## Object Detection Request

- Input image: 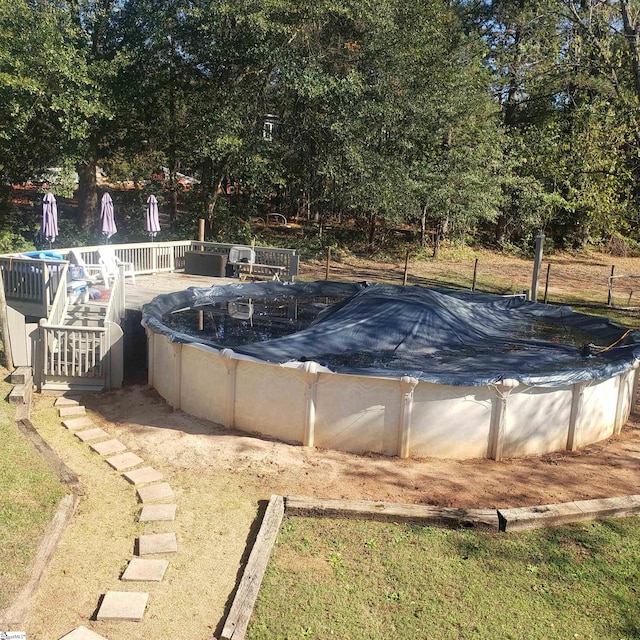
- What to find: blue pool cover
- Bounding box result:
[141,281,640,387]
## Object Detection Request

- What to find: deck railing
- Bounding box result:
[0,256,67,317]
[40,323,107,380]
[38,263,126,390]
[2,239,299,390]
[190,241,299,279]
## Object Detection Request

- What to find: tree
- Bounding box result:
[0,0,95,184]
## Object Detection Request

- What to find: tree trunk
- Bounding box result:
[368,212,377,251]
[420,205,427,248]
[495,212,508,246]
[621,0,640,103]
[76,159,97,232]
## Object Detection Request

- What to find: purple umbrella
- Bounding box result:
[100,192,117,242]
[40,192,58,247]
[145,195,161,239]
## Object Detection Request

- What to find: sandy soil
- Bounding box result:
[23,385,640,640]
[19,249,640,640]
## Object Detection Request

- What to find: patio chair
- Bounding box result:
[97,246,136,287]
[69,248,107,287]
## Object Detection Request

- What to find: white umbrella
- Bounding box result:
[100,192,117,242]
[40,192,58,247]
[145,195,161,239]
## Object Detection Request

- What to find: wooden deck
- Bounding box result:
[124,272,236,311]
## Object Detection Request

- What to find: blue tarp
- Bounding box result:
[141,281,640,388]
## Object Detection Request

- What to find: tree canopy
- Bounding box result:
[2,0,640,252]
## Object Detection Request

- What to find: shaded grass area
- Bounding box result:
[0,375,66,611]
[248,516,640,640]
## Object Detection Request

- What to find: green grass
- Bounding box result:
[0,375,66,609]
[248,516,640,640]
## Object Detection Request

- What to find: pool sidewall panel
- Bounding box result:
[503,386,572,458]
[152,334,176,405]
[580,377,618,446]
[180,344,229,424]
[314,373,400,455]
[234,360,307,444]
[409,383,492,459]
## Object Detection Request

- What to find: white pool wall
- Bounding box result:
[147,331,639,461]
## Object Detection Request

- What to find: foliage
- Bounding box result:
[2,0,640,252]
[0,372,65,609]
[248,516,640,640]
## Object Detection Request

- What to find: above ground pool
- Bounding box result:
[142,282,640,461]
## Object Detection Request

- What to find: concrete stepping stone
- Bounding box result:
[59,625,108,640]
[55,396,80,408]
[59,405,86,417]
[96,590,149,621]
[106,452,144,471]
[62,416,94,431]
[122,558,169,582]
[139,503,177,522]
[138,532,177,555]
[91,439,127,456]
[75,427,109,442]
[137,483,174,503]
[123,466,163,485]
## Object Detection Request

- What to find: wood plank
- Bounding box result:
[285,495,499,531]
[0,493,79,629]
[15,418,81,489]
[9,382,31,405]
[221,495,285,640]
[10,366,32,385]
[498,495,640,532]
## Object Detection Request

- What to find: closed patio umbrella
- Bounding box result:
[100,192,117,242]
[145,195,160,239]
[40,192,58,247]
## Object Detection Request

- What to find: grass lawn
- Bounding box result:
[248,516,640,640]
[0,373,66,611]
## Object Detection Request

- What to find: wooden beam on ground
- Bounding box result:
[221,495,285,640]
[15,418,81,490]
[0,493,79,629]
[285,495,500,531]
[498,495,640,532]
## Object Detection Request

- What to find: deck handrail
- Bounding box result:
[0,255,67,317]
[47,261,70,327]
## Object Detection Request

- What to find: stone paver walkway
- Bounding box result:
[55,398,180,639]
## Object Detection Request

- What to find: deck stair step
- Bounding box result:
[63,317,103,328]
[42,381,105,394]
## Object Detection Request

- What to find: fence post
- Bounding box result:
[543,263,551,304]
[325,247,331,280]
[607,265,615,306]
[471,258,478,292]
[530,234,544,302]
[403,250,410,286]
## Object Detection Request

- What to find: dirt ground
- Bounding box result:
[19,249,640,640]
[85,385,640,510]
